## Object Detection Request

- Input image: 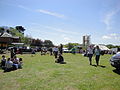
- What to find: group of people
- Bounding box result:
[87,45,101,66]
[52,44,66,64]
[0,44,102,73]
[39,44,65,64]
[0,55,23,72]
[40,44,63,56]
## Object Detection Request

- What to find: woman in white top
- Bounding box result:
[53,46,59,58]
[87,45,94,65]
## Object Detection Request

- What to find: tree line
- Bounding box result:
[0,26,54,48]
[0,26,120,49]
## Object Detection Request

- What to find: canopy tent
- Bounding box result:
[94,44,110,51]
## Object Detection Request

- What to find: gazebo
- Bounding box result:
[0,32,21,49]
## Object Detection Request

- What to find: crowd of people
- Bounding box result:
[40,44,66,64]
[50,44,102,66]
[0,55,23,72]
[0,44,106,73]
[39,44,102,65]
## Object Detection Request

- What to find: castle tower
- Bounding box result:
[83,35,91,47]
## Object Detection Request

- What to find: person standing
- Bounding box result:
[49,47,53,56]
[95,46,101,66]
[87,45,94,65]
[53,46,59,58]
[59,44,63,55]
[11,48,16,59]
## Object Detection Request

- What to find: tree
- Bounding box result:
[106,44,120,49]
[0,27,5,34]
[106,44,114,49]
[43,40,54,48]
[9,27,18,36]
[16,26,25,34]
[31,39,43,47]
[23,35,32,45]
[0,26,55,47]
[0,26,11,34]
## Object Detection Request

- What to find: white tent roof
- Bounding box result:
[94,44,110,50]
[1,32,12,37]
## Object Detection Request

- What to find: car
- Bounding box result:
[15,47,33,54]
[8,47,13,51]
[110,52,120,70]
[63,48,70,53]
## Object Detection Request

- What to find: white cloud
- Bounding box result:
[18,5,32,11]
[101,33,120,45]
[110,33,117,36]
[102,35,111,39]
[36,9,66,19]
[61,34,71,41]
[102,33,120,40]
[102,7,120,30]
[63,37,71,41]
[45,26,78,35]
[17,5,66,19]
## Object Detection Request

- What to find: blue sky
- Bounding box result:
[0,0,120,45]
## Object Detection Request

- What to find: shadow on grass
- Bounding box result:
[113,69,120,75]
[91,64,97,67]
[60,62,67,64]
[99,65,106,68]
[55,61,67,64]
[91,64,106,68]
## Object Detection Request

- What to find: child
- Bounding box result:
[18,58,23,69]
[1,55,6,69]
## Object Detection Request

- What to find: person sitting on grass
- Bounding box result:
[1,55,7,69]
[18,58,23,69]
[4,58,13,72]
[55,54,66,64]
[13,56,19,70]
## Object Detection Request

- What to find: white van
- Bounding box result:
[63,48,70,53]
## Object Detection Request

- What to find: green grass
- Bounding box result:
[0,53,120,90]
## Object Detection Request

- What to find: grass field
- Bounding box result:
[0,53,120,90]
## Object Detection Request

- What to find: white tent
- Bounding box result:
[94,44,110,50]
